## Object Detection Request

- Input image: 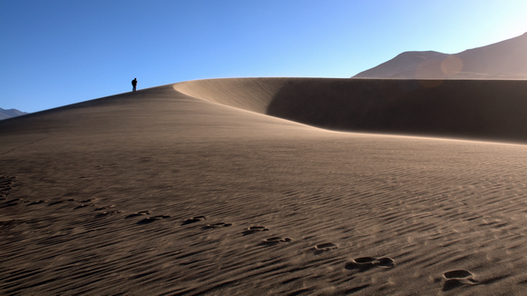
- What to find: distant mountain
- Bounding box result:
[0,108,28,120]
[354,33,527,79]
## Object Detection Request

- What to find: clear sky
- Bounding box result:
[2,0,527,113]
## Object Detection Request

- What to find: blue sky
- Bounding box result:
[2,0,527,113]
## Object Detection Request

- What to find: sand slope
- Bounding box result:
[177,78,527,143]
[2,79,527,295]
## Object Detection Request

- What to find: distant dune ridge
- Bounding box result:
[3,33,527,295]
[0,108,27,120]
[354,32,527,79]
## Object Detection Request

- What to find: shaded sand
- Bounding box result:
[2,79,527,295]
[176,78,527,143]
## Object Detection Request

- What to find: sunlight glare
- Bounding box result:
[441,56,464,76]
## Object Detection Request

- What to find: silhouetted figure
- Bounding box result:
[132,78,137,92]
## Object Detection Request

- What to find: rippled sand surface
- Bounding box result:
[2,79,527,295]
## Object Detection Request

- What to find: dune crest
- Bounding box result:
[176,78,527,143]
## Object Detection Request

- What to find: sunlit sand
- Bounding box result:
[2,78,527,295]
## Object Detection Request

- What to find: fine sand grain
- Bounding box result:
[2,78,527,295]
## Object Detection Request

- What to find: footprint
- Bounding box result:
[202,222,233,229]
[260,236,293,246]
[48,200,65,206]
[6,201,20,206]
[182,216,206,225]
[313,242,338,254]
[74,203,94,209]
[0,218,24,228]
[0,176,17,196]
[3,197,23,206]
[443,270,474,279]
[95,210,122,217]
[0,175,16,185]
[345,257,377,270]
[28,199,48,206]
[376,257,395,268]
[1,198,24,207]
[137,215,171,224]
[125,210,151,219]
[95,205,115,211]
[442,269,477,291]
[80,198,98,203]
[345,257,395,270]
[242,226,270,235]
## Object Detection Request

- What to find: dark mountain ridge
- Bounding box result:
[0,108,27,120]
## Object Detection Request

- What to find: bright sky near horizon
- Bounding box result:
[2,0,527,113]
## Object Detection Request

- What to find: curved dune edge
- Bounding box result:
[173,78,289,115]
[175,77,527,143]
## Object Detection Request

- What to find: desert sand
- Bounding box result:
[2,78,527,295]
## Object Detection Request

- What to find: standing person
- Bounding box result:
[131,78,137,92]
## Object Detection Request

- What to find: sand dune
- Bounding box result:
[177,78,527,143]
[2,78,527,295]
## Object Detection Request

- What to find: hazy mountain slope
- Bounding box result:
[0,108,27,120]
[354,33,527,79]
